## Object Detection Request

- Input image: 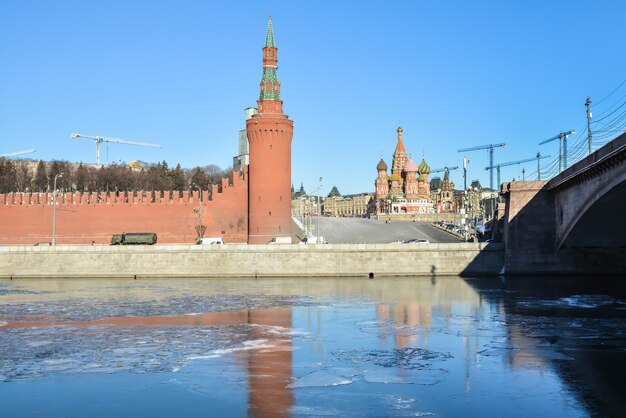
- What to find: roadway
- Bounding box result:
[300,217,462,244]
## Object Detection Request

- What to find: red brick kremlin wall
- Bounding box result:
[0,170,248,245]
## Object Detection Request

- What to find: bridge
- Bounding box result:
[500,133,626,274]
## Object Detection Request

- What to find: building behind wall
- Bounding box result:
[233,107,258,172]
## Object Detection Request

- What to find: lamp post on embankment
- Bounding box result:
[52,172,64,246]
[314,177,323,243]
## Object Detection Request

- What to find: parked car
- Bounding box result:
[403,239,430,244]
[196,237,224,245]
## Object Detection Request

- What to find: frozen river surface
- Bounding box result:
[1,276,626,417]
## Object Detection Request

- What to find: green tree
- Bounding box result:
[189,167,209,190]
[75,163,88,191]
[33,160,48,192]
[0,159,17,193]
[168,163,186,191]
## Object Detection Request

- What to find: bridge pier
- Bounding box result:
[500,133,626,275]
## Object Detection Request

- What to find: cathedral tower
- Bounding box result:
[246,17,294,244]
[391,127,408,184]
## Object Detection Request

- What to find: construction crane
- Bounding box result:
[485,154,551,186]
[457,143,506,189]
[71,133,162,165]
[430,166,460,174]
[0,148,36,158]
[538,130,575,173]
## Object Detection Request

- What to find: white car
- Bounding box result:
[196,237,224,245]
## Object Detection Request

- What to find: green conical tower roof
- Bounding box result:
[265,16,275,47]
[259,16,280,101]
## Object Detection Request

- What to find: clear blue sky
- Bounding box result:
[1,1,625,194]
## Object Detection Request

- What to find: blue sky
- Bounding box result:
[1,1,625,194]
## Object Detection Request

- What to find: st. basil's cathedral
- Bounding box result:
[372,127,436,215]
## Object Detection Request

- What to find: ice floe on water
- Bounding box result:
[289,405,339,416]
[332,348,452,370]
[0,293,318,323]
[0,323,299,381]
[249,323,309,336]
[517,294,625,310]
[363,368,448,385]
[287,370,353,388]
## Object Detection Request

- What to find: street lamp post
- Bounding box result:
[52,172,64,246]
[316,177,323,243]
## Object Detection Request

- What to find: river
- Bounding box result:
[1,276,625,417]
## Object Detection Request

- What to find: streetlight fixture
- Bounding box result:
[52,172,64,246]
[314,177,323,244]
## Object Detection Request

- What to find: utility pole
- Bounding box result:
[463,157,469,191]
[537,152,541,180]
[522,168,526,181]
[316,177,323,244]
[558,131,563,172]
[585,96,592,155]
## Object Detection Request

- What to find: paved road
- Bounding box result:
[299,217,461,244]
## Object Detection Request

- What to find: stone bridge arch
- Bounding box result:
[555,169,626,250]
[550,138,626,251]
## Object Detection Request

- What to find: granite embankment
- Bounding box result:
[0,243,503,278]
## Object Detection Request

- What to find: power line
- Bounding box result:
[593,79,626,107]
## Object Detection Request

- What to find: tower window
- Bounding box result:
[269,211,272,216]
[270,144,272,150]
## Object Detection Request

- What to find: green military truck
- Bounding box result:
[111,232,157,245]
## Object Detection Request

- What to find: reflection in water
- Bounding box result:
[243,309,293,418]
[465,276,626,417]
[1,277,625,417]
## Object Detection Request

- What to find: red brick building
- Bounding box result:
[0,18,293,245]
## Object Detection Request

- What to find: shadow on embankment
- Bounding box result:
[459,242,505,277]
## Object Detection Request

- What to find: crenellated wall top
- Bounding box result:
[0,170,246,206]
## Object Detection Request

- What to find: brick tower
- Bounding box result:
[246,17,294,244]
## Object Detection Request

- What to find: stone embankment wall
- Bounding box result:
[0,243,504,278]
[0,171,248,245]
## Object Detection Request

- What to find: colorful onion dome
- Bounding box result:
[389,173,401,182]
[376,158,388,171]
[418,158,431,175]
[417,174,426,182]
